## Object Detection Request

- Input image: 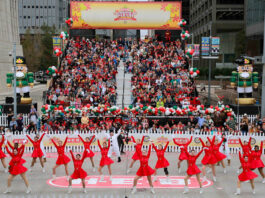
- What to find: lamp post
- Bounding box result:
[13,42,17,117]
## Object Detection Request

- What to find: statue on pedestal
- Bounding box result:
[6,56,34,104]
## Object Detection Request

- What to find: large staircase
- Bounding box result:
[116,61,132,107]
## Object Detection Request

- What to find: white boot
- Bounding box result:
[150,187,155,194]
[178,167,181,174]
[109,176,112,181]
[42,168,46,173]
[99,175,105,182]
[252,189,255,194]
[153,175,157,182]
[127,168,131,174]
[223,168,227,174]
[3,187,11,194]
[67,186,72,194]
[234,188,240,195]
[262,178,265,183]
[52,175,56,180]
[131,186,137,194]
[93,167,96,172]
[4,168,8,173]
[183,186,189,194]
[83,188,87,193]
[213,176,217,182]
[25,187,31,194]
[237,169,240,174]
[200,187,203,194]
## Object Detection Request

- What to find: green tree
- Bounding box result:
[39,24,57,70]
[235,29,246,57]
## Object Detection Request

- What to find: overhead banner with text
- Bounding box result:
[70,1,182,29]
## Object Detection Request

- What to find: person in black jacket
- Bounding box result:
[118,130,125,154]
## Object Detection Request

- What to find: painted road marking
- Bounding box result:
[47,175,213,189]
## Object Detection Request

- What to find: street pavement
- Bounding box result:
[0,152,264,198]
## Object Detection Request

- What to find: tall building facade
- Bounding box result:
[190,0,244,67]
[18,0,69,34]
[245,0,264,60]
[0,0,23,91]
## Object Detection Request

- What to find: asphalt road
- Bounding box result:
[0,152,264,198]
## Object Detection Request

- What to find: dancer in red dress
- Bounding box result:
[7,139,27,165]
[78,134,96,172]
[173,136,192,173]
[127,136,144,173]
[51,137,71,179]
[97,139,114,182]
[239,137,252,156]
[183,149,204,194]
[26,133,45,172]
[0,135,8,172]
[199,138,217,182]
[131,144,155,194]
[4,145,31,194]
[249,141,265,183]
[208,136,227,173]
[235,152,258,195]
[152,141,170,182]
[67,150,88,194]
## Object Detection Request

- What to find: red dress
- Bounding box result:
[249,142,264,169]
[0,135,6,159]
[131,136,144,161]
[238,152,258,181]
[98,139,114,166]
[136,145,155,176]
[199,138,216,165]
[239,137,252,157]
[78,135,95,158]
[7,141,26,164]
[173,137,192,161]
[26,133,45,158]
[6,145,27,175]
[51,137,71,165]
[152,142,170,169]
[186,150,203,175]
[208,136,226,162]
[70,150,87,179]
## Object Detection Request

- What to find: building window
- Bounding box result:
[28,6,30,8]
[24,16,26,19]
[40,6,43,8]
[36,16,39,19]
[53,6,55,8]
[32,6,34,8]
[28,16,30,19]
[40,16,43,18]
[36,6,38,8]
[23,6,26,8]
[24,26,27,29]
[44,6,47,8]
[48,6,51,8]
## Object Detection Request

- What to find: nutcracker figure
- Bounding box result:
[6,56,34,104]
[230,57,258,105]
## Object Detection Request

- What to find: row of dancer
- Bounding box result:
[0,133,264,195]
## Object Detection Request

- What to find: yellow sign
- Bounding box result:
[70,1,182,29]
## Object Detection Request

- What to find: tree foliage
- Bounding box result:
[21,24,57,71]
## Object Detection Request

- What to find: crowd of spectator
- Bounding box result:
[126,38,199,108]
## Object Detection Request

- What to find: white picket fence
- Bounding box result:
[5,130,265,155]
[0,113,258,127]
[0,114,29,127]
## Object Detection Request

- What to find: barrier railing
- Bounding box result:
[4,130,265,155]
[0,113,259,127]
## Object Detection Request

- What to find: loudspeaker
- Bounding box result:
[5,97,14,104]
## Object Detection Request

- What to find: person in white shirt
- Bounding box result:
[218,133,232,166]
[103,129,121,162]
